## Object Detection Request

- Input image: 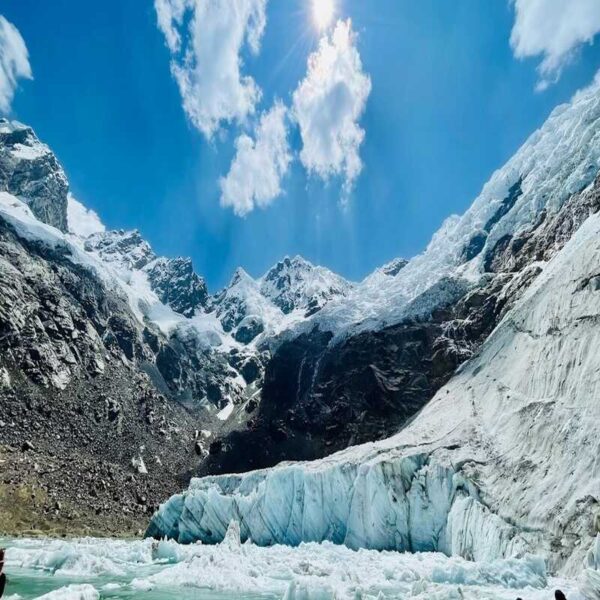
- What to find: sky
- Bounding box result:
[1,0,600,291]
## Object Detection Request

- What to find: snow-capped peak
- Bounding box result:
[259,254,353,317]
[0,118,69,232]
[84,229,156,271]
[211,267,281,341]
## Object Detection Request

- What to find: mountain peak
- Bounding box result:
[0,119,69,231]
[260,254,353,317]
[145,256,209,317]
[84,229,156,271]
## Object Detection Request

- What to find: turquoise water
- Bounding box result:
[1,537,276,599]
[5,568,274,599]
[5,569,275,599]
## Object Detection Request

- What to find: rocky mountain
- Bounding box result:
[202,75,600,474]
[149,76,600,586]
[146,257,209,318]
[259,255,354,317]
[0,119,68,231]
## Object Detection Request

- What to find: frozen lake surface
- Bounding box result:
[0,534,581,599]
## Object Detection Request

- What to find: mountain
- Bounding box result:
[0,119,68,231]
[201,75,600,474]
[149,77,600,583]
[0,121,358,533]
[259,255,354,317]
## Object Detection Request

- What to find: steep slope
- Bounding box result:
[0,119,359,532]
[0,192,200,535]
[148,195,600,582]
[0,119,69,231]
[204,76,600,474]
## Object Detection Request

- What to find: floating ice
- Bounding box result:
[2,535,582,600]
[33,585,98,600]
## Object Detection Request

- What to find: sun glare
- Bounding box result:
[312,0,335,30]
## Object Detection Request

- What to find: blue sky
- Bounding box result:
[2,0,600,290]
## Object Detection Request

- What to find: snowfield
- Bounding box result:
[1,535,583,599]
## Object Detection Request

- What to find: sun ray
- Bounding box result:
[312,0,335,30]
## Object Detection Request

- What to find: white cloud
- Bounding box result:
[220,102,291,216]
[0,15,32,114]
[67,194,106,238]
[510,0,600,90]
[292,19,371,192]
[154,0,267,139]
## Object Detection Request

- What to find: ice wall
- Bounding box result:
[148,449,536,562]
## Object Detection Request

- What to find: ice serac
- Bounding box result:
[0,119,69,231]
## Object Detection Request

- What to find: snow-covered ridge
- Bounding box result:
[303,74,600,337]
[149,206,600,580]
[259,255,354,317]
[0,118,69,232]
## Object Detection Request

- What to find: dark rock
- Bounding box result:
[145,257,208,317]
[0,121,69,231]
[234,317,264,344]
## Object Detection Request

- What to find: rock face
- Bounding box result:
[145,257,209,317]
[259,255,353,317]
[0,223,147,389]
[0,120,68,231]
[0,214,200,534]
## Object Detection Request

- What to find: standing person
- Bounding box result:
[0,547,6,598]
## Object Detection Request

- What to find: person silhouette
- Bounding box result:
[0,547,5,599]
[555,591,567,600]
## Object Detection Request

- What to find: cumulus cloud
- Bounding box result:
[154,0,267,139]
[0,15,32,114]
[510,0,600,90]
[220,102,291,216]
[292,19,371,192]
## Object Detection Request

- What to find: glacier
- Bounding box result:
[148,188,600,583]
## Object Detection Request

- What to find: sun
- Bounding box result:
[312,0,335,30]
